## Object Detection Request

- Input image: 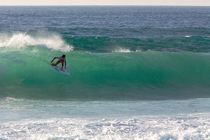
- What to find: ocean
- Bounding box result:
[0,6,210,139]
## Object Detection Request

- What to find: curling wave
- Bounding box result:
[0,48,210,100]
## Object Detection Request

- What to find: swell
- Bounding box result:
[1,48,210,100]
[65,35,210,52]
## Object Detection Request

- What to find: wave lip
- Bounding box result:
[0,32,73,52]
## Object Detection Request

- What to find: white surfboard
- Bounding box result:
[51,65,70,75]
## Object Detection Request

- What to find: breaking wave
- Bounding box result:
[0,32,73,52]
[1,49,210,100]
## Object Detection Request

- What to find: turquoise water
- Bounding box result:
[1,46,210,100]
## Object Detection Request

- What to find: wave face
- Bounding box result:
[1,34,210,100]
[0,7,210,100]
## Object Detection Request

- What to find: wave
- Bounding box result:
[65,35,210,53]
[113,47,132,53]
[0,32,210,53]
[0,32,210,100]
[0,32,73,52]
[1,48,210,100]
[185,35,191,38]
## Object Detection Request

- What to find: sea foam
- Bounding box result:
[1,98,210,139]
[0,115,210,140]
[0,32,73,52]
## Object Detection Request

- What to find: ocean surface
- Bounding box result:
[1,6,210,139]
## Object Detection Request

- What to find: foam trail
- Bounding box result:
[0,32,73,52]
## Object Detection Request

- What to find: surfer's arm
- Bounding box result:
[51,57,58,63]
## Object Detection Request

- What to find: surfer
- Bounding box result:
[51,54,66,71]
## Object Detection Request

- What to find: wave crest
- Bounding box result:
[113,47,132,53]
[0,32,73,52]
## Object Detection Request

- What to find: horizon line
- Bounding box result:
[0,5,210,7]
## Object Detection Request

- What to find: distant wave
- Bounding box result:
[64,35,210,53]
[0,32,73,52]
[113,47,132,53]
[185,35,191,38]
[112,47,144,53]
[2,32,210,53]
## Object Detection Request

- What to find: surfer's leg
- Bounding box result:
[61,63,64,71]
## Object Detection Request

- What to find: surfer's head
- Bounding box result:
[62,54,66,58]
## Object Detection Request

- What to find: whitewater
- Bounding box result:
[1,97,210,139]
[1,6,210,139]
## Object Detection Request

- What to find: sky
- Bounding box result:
[0,0,209,6]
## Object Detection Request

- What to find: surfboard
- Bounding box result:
[51,65,70,75]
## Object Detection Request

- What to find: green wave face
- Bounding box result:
[1,47,210,100]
